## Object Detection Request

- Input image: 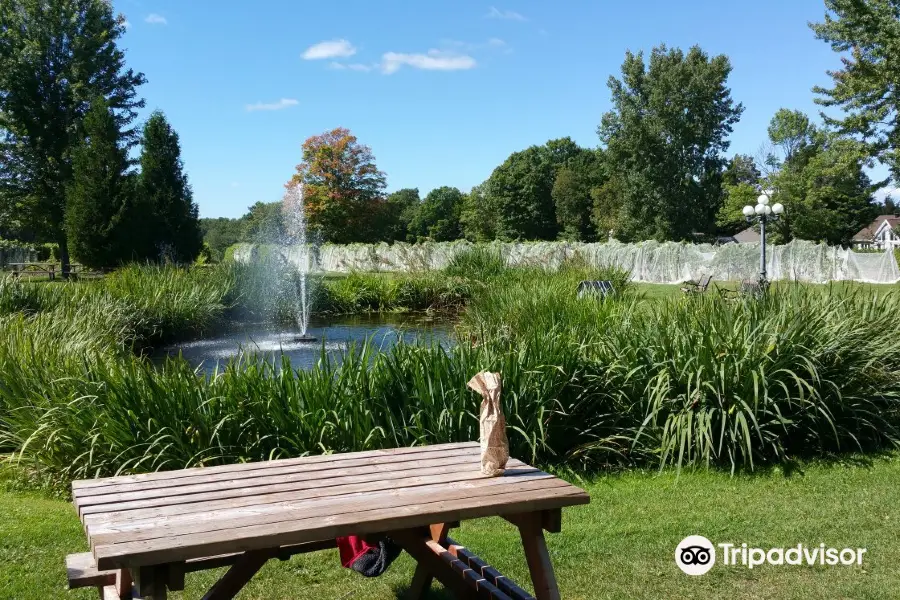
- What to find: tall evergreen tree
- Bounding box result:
[0,0,146,273]
[65,98,132,269]
[811,0,900,180]
[138,112,202,262]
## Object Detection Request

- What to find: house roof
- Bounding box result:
[732,227,760,243]
[852,216,900,241]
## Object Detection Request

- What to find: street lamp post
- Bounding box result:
[742,193,784,286]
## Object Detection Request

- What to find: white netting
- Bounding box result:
[232,240,900,284]
[0,246,38,268]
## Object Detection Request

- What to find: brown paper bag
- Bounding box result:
[467,371,509,476]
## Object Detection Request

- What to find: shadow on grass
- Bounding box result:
[393,583,455,600]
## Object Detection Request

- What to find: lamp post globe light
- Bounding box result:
[743,193,784,286]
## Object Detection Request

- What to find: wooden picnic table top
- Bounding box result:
[72,442,589,572]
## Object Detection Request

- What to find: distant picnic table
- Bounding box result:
[4,262,103,280]
[67,441,589,599]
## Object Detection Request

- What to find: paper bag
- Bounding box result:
[467,371,509,476]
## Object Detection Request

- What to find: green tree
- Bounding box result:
[552,150,604,241]
[64,98,132,269]
[380,188,420,242]
[138,112,202,263]
[716,155,762,235]
[242,202,285,242]
[773,137,880,245]
[590,176,625,240]
[484,138,584,240]
[460,183,496,241]
[200,217,243,261]
[0,0,146,273]
[716,183,760,235]
[722,154,761,187]
[408,186,463,241]
[599,45,743,240]
[767,109,817,166]
[288,127,387,243]
[811,0,900,179]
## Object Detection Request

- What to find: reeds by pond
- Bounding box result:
[2,257,899,487]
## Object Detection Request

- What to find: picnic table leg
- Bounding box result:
[115,568,132,598]
[405,523,453,600]
[515,513,561,600]
[200,550,272,600]
[132,566,168,599]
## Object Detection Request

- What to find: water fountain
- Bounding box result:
[281,184,317,342]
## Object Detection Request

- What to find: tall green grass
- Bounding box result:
[462,283,900,470]
[2,262,900,486]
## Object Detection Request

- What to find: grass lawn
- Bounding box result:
[3,455,899,600]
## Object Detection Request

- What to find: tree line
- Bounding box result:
[0,0,202,271]
[4,0,896,265]
[204,0,894,252]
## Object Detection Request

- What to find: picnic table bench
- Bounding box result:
[67,441,589,599]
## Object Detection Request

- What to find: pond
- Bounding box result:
[155,314,453,374]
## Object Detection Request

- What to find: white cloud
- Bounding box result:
[245,98,299,112]
[488,37,506,47]
[302,39,357,60]
[230,182,240,188]
[486,6,526,21]
[329,61,373,72]
[380,50,476,74]
[144,13,167,25]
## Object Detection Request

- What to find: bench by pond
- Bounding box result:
[67,441,589,599]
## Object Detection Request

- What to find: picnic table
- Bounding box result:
[5,262,59,280]
[67,441,589,599]
[4,262,103,280]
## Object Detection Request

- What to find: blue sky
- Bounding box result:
[114,0,894,219]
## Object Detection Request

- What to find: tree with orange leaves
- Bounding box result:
[287,127,387,243]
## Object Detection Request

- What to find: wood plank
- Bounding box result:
[78,455,512,518]
[74,454,480,508]
[94,480,588,569]
[116,568,133,598]
[73,442,477,491]
[66,552,116,589]
[517,514,561,600]
[84,462,536,533]
[82,459,520,519]
[447,538,535,600]
[102,584,136,600]
[503,509,562,534]
[393,529,478,600]
[90,471,564,545]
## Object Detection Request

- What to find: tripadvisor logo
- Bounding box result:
[676,535,716,575]
[675,536,867,575]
